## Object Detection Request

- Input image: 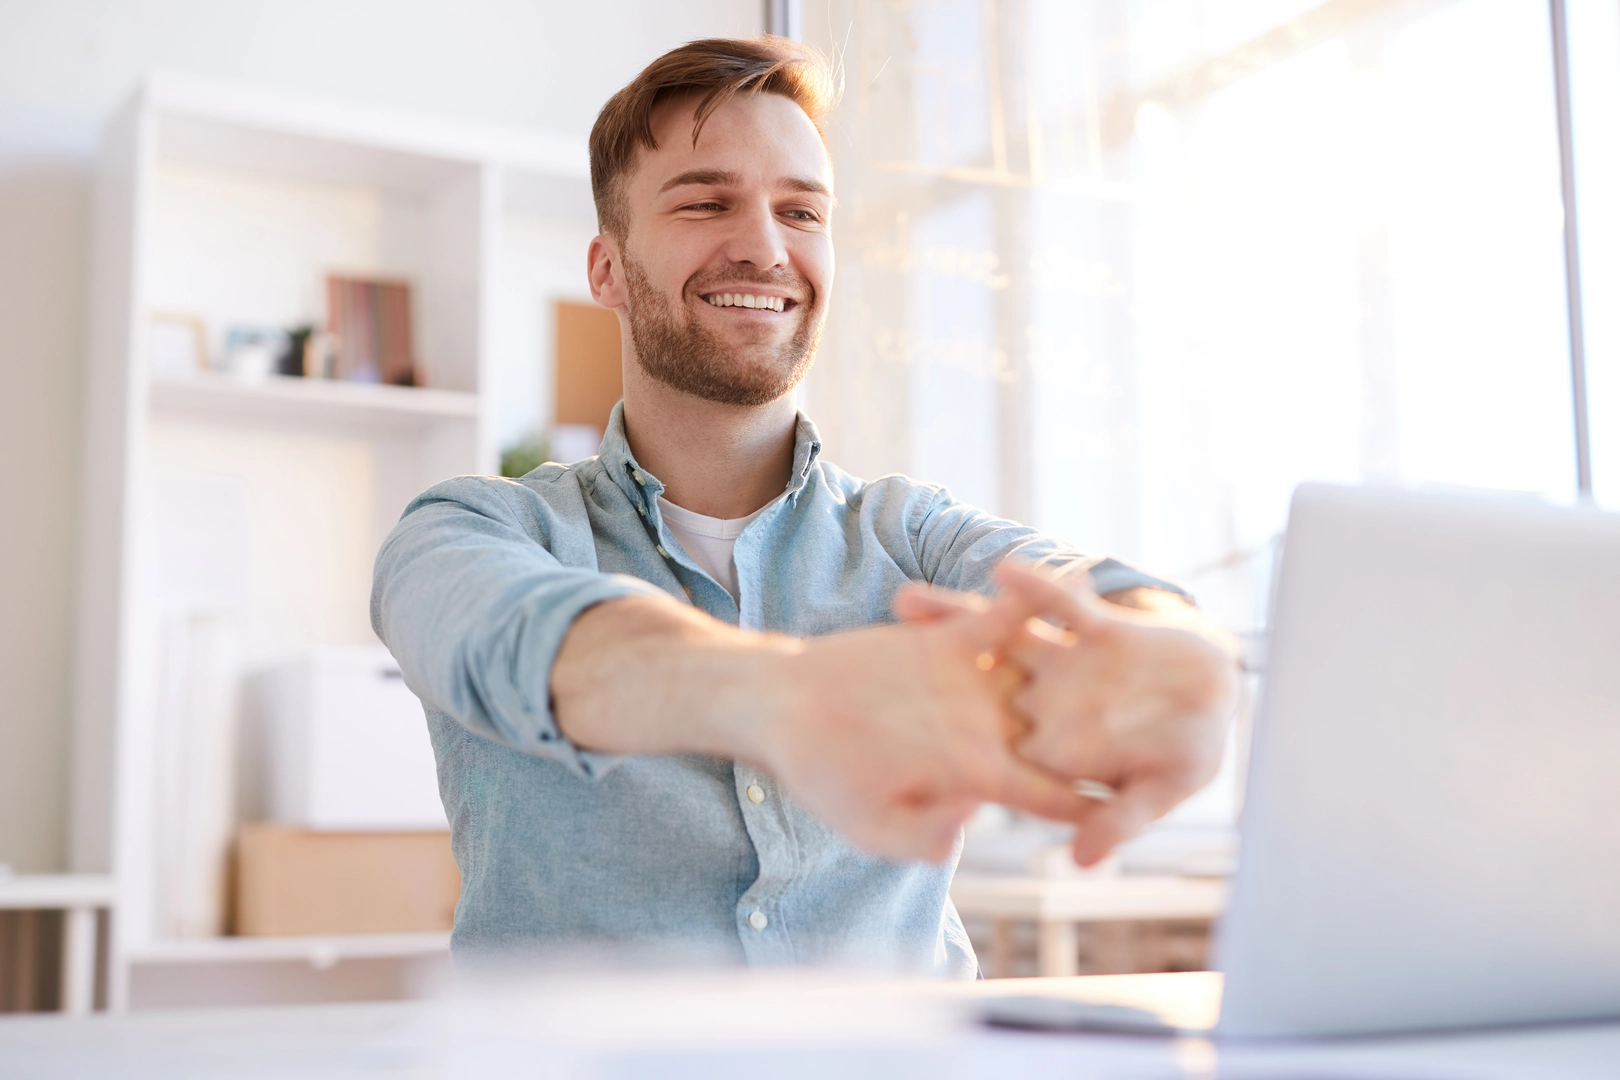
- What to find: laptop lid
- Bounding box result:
[1215,483,1620,1037]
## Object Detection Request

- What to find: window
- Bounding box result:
[805,0,1609,637]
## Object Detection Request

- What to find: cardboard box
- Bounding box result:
[234,824,460,936]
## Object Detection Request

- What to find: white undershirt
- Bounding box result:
[658,497,768,601]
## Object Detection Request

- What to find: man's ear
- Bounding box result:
[587,233,627,310]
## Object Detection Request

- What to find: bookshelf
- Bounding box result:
[73,71,595,1009]
[149,371,481,431]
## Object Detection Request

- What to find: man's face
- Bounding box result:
[610,91,834,406]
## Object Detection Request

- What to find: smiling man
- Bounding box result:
[372,38,1237,975]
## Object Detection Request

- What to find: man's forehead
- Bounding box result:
[639,93,832,191]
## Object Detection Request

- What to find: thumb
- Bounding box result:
[991,753,1092,824]
[1069,776,1181,867]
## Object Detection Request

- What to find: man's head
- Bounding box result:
[586,38,840,407]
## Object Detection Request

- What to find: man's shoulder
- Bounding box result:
[400,459,613,530]
[812,457,949,508]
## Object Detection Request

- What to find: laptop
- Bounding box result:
[984,482,1620,1038]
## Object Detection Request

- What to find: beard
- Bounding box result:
[622,249,823,408]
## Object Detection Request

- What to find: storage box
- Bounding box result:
[252,646,446,830]
[234,824,459,936]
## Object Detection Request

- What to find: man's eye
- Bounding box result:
[686,202,724,212]
[782,209,821,222]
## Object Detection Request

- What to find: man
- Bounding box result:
[372,37,1236,976]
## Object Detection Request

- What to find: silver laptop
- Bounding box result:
[986,482,1620,1038]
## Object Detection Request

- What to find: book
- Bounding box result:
[325,275,418,386]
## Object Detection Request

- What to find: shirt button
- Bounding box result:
[746,784,765,804]
[636,503,646,516]
[632,469,645,484]
[748,910,769,931]
[656,544,670,558]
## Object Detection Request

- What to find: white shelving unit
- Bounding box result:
[73,71,597,1010]
[149,371,481,432]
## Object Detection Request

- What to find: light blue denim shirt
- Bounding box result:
[371,404,1178,976]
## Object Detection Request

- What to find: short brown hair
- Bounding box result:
[589,36,840,239]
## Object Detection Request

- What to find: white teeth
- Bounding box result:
[706,293,787,311]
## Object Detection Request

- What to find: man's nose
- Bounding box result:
[722,198,791,270]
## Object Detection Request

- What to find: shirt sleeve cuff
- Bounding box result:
[1086,557,1193,603]
[509,572,668,781]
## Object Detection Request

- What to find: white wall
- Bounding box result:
[0,0,761,873]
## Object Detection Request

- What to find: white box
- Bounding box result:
[254,646,446,830]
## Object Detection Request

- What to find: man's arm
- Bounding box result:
[905,482,1189,603]
[552,590,1091,862]
[373,476,1087,863]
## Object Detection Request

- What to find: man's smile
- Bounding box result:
[700,290,796,313]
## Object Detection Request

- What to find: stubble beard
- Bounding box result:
[622,248,823,408]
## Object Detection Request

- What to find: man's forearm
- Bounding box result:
[551,586,1092,861]
[550,594,800,761]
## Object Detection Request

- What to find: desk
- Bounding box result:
[949,874,1227,976]
[2,971,1618,1078]
[0,875,115,1015]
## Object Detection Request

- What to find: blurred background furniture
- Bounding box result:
[0,875,115,1015]
[70,71,597,1011]
[951,874,1227,978]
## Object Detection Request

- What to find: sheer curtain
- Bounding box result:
[803,0,1595,638]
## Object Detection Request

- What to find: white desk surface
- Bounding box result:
[2,971,1617,1079]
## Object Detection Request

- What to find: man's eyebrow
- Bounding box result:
[656,170,834,201]
[658,169,741,194]
[780,176,832,199]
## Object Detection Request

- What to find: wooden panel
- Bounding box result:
[233,825,459,936]
[0,910,62,1013]
[554,300,623,428]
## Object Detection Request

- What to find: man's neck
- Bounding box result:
[619,364,799,520]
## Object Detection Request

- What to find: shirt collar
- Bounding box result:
[598,400,824,505]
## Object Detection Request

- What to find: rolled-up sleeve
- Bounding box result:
[371,476,664,779]
[909,486,1190,601]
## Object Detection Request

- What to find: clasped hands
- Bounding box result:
[755,563,1240,866]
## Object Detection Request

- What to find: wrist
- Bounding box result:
[553,596,803,760]
[694,633,807,767]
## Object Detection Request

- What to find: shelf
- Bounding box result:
[0,874,117,910]
[149,371,479,436]
[127,931,450,967]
